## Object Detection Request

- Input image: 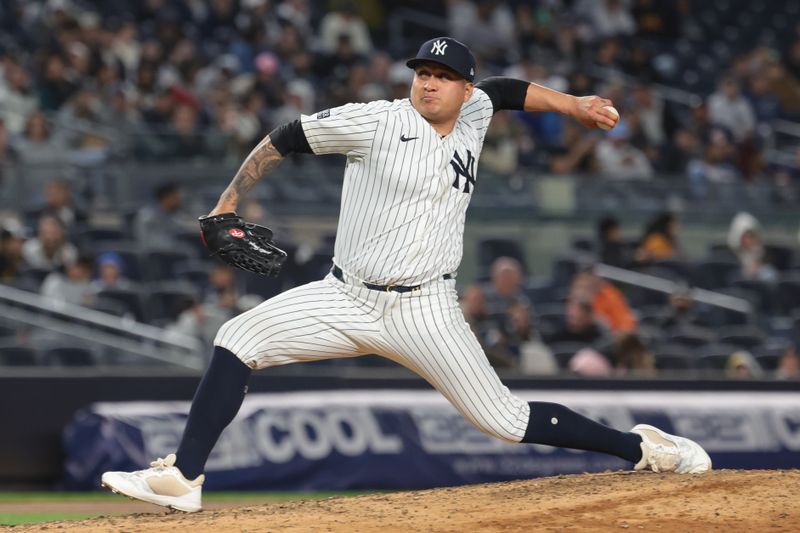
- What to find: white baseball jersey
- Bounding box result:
[300,89,494,286]
[215,88,532,443]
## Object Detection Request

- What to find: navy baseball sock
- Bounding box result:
[174,346,251,480]
[522,402,643,464]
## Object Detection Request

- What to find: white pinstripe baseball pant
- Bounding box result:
[214,271,530,443]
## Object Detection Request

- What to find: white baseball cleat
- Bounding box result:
[101,454,204,512]
[631,424,712,474]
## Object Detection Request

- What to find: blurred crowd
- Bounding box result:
[0,173,799,379]
[0,0,800,376]
[0,0,797,194]
[459,209,800,380]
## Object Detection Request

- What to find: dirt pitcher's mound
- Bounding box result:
[8,469,800,532]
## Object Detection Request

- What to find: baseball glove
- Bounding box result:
[199,212,287,276]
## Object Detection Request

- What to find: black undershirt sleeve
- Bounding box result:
[268,119,313,156]
[475,76,530,113]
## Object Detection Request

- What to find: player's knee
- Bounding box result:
[474,420,523,444]
[213,317,249,363]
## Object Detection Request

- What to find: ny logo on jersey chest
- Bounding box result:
[450,149,476,193]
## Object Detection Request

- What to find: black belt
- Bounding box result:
[331,265,452,293]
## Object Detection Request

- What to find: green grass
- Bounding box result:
[0,490,377,526]
[0,513,102,526]
[0,490,368,503]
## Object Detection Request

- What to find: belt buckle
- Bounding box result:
[385,284,395,292]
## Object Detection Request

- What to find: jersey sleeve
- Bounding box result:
[459,88,495,138]
[300,101,388,157]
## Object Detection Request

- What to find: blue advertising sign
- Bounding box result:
[63,391,800,490]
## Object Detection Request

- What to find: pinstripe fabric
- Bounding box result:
[216,87,532,442]
[300,89,494,286]
[215,274,530,442]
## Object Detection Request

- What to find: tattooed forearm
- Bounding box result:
[217,136,283,209]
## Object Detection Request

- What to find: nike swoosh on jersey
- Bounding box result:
[400,134,419,142]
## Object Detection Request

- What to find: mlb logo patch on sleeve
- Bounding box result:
[317,109,331,119]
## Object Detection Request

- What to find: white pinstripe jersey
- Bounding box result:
[300,88,495,286]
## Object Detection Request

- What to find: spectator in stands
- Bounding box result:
[168,265,242,346]
[776,344,800,380]
[548,121,598,175]
[595,119,654,179]
[0,221,27,282]
[205,263,238,309]
[483,257,529,315]
[10,111,68,164]
[460,284,491,348]
[588,0,636,40]
[687,129,740,198]
[506,301,558,375]
[0,60,38,135]
[480,113,524,175]
[629,81,677,151]
[632,0,682,41]
[707,75,756,143]
[596,215,632,268]
[57,88,111,156]
[37,54,77,111]
[133,182,192,249]
[30,179,87,230]
[447,0,517,64]
[21,213,77,272]
[0,119,7,166]
[543,295,611,347]
[635,211,680,262]
[568,347,612,377]
[570,270,638,335]
[726,350,763,379]
[659,286,704,331]
[159,104,206,160]
[318,0,373,56]
[612,332,656,376]
[89,252,133,293]
[40,255,93,306]
[746,71,782,127]
[727,212,778,283]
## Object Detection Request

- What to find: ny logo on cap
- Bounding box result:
[431,39,448,56]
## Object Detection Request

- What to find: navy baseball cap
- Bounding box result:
[406,37,476,82]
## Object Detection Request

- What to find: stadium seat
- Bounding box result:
[41,346,96,366]
[76,226,128,247]
[90,296,131,317]
[730,278,776,314]
[650,259,691,281]
[293,252,334,287]
[775,276,800,316]
[764,244,794,271]
[706,243,737,261]
[97,288,146,322]
[697,354,729,371]
[717,325,766,350]
[691,259,739,290]
[551,255,591,288]
[0,346,38,366]
[174,261,212,291]
[524,279,555,306]
[142,249,195,281]
[145,284,199,323]
[238,271,285,300]
[654,353,694,372]
[571,236,594,253]
[667,326,715,348]
[755,354,780,371]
